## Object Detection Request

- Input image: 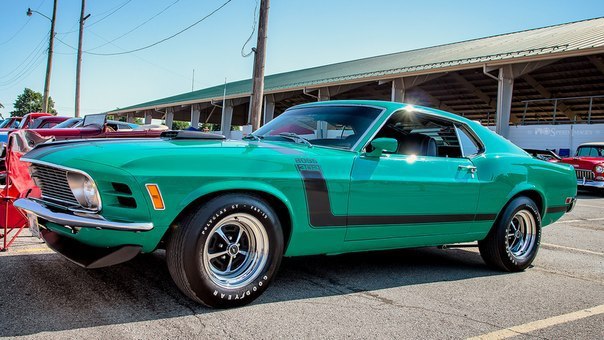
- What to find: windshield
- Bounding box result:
[0,119,18,128]
[254,105,382,149]
[576,146,604,157]
[0,118,21,129]
[54,118,82,128]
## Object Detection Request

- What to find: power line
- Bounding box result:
[85,0,233,56]
[57,0,133,35]
[86,0,132,28]
[0,51,47,88]
[241,0,259,57]
[87,0,180,51]
[87,29,190,80]
[0,0,47,45]
[0,33,49,79]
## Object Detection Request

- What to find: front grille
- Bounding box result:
[575,169,595,180]
[30,164,80,207]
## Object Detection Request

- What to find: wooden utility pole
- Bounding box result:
[42,0,58,113]
[249,0,270,131]
[74,0,89,117]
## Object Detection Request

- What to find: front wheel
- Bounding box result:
[167,193,284,308]
[478,197,541,272]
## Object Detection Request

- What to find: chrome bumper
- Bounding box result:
[14,198,154,231]
[576,179,604,188]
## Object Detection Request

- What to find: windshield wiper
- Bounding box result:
[242,134,263,141]
[278,132,313,148]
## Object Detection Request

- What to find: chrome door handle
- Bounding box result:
[458,165,477,173]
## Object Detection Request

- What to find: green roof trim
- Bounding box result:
[111,16,604,114]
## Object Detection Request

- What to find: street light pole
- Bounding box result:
[27,0,58,113]
[249,0,270,131]
[74,0,90,118]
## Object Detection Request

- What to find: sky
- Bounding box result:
[0,0,603,117]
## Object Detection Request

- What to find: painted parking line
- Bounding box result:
[541,242,604,256]
[8,247,51,254]
[468,304,604,340]
[556,217,604,223]
[576,203,604,209]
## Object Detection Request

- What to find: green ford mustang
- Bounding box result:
[16,100,577,308]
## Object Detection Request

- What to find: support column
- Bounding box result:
[495,65,514,138]
[318,88,330,101]
[263,94,275,124]
[126,113,134,123]
[190,104,200,129]
[165,108,174,129]
[391,78,405,102]
[221,100,233,138]
[144,111,152,125]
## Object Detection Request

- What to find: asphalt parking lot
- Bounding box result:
[1,193,602,339]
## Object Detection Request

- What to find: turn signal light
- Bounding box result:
[145,184,165,210]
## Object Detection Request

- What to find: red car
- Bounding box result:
[1,113,167,238]
[559,142,604,192]
[0,112,53,131]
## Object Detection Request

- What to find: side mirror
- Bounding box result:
[365,137,398,157]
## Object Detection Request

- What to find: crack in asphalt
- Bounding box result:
[532,266,604,285]
[295,265,521,335]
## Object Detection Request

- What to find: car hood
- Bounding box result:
[22,137,337,171]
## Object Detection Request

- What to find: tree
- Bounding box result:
[11,88,57,117]
[171,121,190,130]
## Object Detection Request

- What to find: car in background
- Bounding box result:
[523,149,561,162]
[0,115,70,144]
[14,100,577,308]
[53,117,139,131]
[0,113,52,132]
[559,142,604,192]
[0,117,23,130]
[28,116,70,129]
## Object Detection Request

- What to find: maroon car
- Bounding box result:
[559,142,604,192]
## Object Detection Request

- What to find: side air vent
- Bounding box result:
[112,182,132,195]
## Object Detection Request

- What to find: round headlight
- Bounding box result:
[595,165,604,174]
[67,172,101,210]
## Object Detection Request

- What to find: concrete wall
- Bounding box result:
[489,124,604,156]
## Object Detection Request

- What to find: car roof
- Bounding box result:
[578,142,604,146]
[292,100,472,124]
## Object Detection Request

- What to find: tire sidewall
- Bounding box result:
[181,194,283,308]
[497,197,542,271]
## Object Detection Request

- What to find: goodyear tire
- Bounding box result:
[167,193,283,308]
[478,197,541,272]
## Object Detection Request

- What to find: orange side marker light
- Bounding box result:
[146,184,165,210]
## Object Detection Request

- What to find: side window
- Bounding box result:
[370,110,463,158]
[455,126,481,157]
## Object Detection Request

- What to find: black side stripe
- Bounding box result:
[296,161,497,228]
[546,206,567,213]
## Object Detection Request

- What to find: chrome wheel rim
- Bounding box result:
[505,210,537,260]
[202,213,269,289]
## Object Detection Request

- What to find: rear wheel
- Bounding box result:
[478,197,541,272]
[167,193,283,308]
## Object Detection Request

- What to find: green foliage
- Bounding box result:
[171,121,190,130]
[11,88,57,117]
[134,118,144,125]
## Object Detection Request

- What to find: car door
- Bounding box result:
[345,111,482,243]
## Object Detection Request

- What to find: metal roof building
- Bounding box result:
[110,17,604,138]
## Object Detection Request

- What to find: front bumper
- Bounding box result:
[14,198,154,231]
[576,179,604,188]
